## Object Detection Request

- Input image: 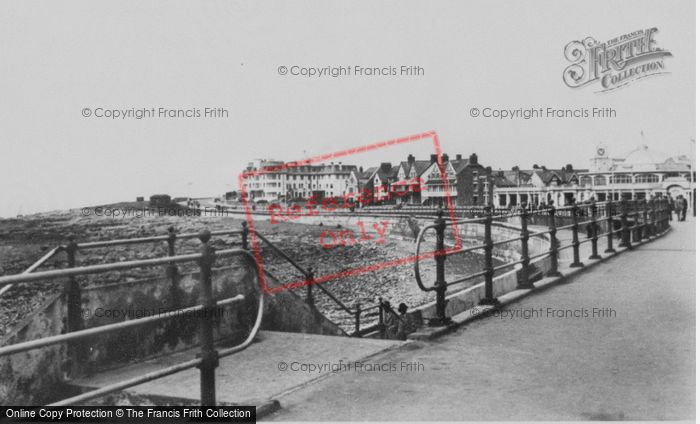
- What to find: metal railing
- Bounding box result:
[0,246,65,298]
[0,229,263,406]
[246,223,383,336]
[414,198,672,325]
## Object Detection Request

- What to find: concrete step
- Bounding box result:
[68,330,404,412]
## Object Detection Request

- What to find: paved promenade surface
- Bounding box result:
[72,331,402,405]
[268,219,695,421]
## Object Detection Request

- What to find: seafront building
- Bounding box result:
[242,159,359,202]
[491,145,695,208]
[241,145,695,210]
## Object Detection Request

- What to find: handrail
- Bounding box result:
[0,245,64,297]
[0,296,244,357]
[413,199,672,325]
[248,228,364,331]
[1,230,265,407]
[50,251,266,406]
[250,229,308,277]
[413,211,536,292]
[76,229,243,249]
[314,284,353,314]
[0,248,246,287]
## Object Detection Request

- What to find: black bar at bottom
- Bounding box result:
[0,406,256,423]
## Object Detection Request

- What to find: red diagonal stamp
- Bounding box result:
[238,131,461,294]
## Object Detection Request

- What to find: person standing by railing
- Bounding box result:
[395,303,416,341]
[381,301,398,339]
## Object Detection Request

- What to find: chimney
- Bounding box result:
[512,166,520,187]
[359,166,364,173]
[441,153,449,164]
[380,162,392,173]
[456,154,462,160]
[430,154,438,163]
[565,164,573,172]
[407,154,415,165]
[469,153,478,165]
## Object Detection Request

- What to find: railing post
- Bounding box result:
[196,230,218,406]
[569,203,583,268]
[354,302,361,337]
[517,205,533,288]
[642,200,650,240]
[653,199,660,235]
[377,296,385,337]
[430,207,450,326]
[631,199,640,243]
[166,227,181,307]
[545,206,562,277]
[604,199,616,253]
[64,235,85,377]
[305,267,314,307]
[619,200,631,248]
[241,221,249,250]
[649,199,656,236]
[479,205,499,305]
[660,199,666,230]
[589,203,601,260]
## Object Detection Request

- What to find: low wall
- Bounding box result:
[412,223,553,321]
[78,256,259,373]
[0,293,66,405]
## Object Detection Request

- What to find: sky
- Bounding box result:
[0,0,695,217]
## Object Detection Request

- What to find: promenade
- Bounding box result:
[267,218,695,421]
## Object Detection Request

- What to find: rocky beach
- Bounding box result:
[0,202,497,336]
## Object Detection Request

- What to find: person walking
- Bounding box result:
[675,196,683,222]
[680,195,688,221]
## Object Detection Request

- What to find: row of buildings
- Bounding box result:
[240,145,695,208]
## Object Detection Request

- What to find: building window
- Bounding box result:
[594,175,607,186]
[580,176,592,186]
[611,174,632,184]
[635,174,659,184]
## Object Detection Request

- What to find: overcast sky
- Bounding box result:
[0,0,694,217]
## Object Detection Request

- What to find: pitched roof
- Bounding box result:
[374,165,395,183]
[397,161,412,177]
[360,167,377,180]
[450,159,484,174]
[412,160,433,177]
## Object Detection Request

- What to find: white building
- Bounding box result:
[243,159,359,202]
[492,145,695,208]
[579,144,694,202]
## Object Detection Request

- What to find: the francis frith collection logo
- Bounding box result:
[563,28,672,92]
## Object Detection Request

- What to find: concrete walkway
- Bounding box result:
[72,331,403,407]
[267,219,695,421]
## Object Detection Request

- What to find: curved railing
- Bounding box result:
[0,230,263,406]
[414,199,672,325]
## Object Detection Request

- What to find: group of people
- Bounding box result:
[380,301,416,340]
[670,195,689,222]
